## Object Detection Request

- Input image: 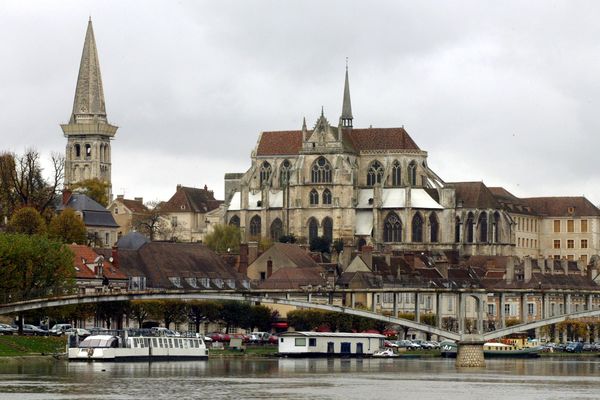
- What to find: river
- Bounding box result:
[1,357,600,399]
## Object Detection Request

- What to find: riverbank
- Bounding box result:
[0,336,65,357]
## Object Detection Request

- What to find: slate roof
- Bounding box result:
[115,241,247,290]
[448,182,500,209]
[488,187,537,215]
[521,197,600,217]
[116,232,150,251]
[61,193,119,228]
[160,186,222,213]
[255,127,420,156]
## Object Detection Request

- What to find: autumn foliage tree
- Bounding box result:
[204,224,241,253]
[70,178,109,207]
[48,208,87,244]
[6,207,47,235]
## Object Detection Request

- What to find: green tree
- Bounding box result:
[187,301,223,333]
[150,300,188,330]
[204,224,241,253]
[48,208,87,244]
[279,234,297,244]
[249,305,273,331]
[128,301,152,328]
[220,301,252,331]
[71,178,109,207]
[309,236,331,254]
[7,207,47,235]
[95,301,128,330]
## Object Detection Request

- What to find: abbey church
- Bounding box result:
[224,68,516,257]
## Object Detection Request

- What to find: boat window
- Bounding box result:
[168,339,173,348]
[174,339,180,348]
[309,338,317,347]
[152,338,158,348]
[295,338,306,346]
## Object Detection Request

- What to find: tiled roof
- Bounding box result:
[448,182,500,209]
[120,199,148,213]
[255,127,420,156]
[272,243,321,269]
[258,267,325,289]
[522,197,600,217]
[161,186,222,213]
[69,244,127,280]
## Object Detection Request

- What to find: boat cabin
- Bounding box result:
[278,332,385,357]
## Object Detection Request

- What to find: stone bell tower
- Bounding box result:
[61,18,117,201]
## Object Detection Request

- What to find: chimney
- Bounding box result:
[560,259,569,275]
[362,245,373,270]
[267,258,273,278]
[248,241,259,266]
[576,259,585,275]
[176,184,182,191]
[62,189,72,206]
[117,194,124,200]
[505,257,515,284]
[111,246,119,269]
[546,258,554,275]
[523,257,532,282]
[238,243,249,275]
[134,197,143,203]
[538,257,545,275]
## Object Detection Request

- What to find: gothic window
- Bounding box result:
[229,215,240,227]
[249,215,261,238]
[270,218,283,241]
[311,156,332,183]
[429,213,439,243]
[493,212,501,243]
[367,160,384,186]
[412,213,423,243]
[280,159,291,186]
[74,144,81,158]
[104,145,109,162]
[383,212,402,243]
[323,217,333,242]
[259,161,272,186]
[85,144,92,157]
[408,161,417,186]
[99,144,104,162]
[466,212,475,243]
[478,212,488,243]
[322,189,332,205]
[308,218,319,243]
[455,216,461,243]
[392,160,401,186]
[309,189,319,205]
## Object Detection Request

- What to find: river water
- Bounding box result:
[1,357,600,400]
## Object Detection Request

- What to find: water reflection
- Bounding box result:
[1,357,600,400]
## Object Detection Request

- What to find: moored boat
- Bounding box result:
[440,340,541,359]
[68,334,208,361]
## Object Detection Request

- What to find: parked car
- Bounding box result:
[406,341,422,350]
[565,342,584,353]
[395,340,413,348]
[384,340,399,348]
[421,341,439,350]
[0,323,17,335]
[22,324,48,336]
[248,332,272,344]
[267,334,279,345]
[49,324,73,336]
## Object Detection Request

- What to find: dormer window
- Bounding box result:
[169,277,182,288]
[180,205,186,210]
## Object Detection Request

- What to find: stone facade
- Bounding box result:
[223,69,514,256]
[62,19,117,201]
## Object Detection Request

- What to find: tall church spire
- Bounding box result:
[340,60,353,128]
[61,19,117,202]
[70,18,107,124]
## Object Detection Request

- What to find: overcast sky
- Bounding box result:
[2,1,600,205]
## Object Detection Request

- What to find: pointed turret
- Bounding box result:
[340,62,353,128]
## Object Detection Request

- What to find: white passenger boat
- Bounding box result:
[68,334,208,361]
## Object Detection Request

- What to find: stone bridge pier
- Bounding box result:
[455,335,485,368]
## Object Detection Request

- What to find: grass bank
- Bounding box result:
[209,345,278,358]
[0,336,66,357]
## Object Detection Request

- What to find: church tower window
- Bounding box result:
[309,189,319,206]
[85,144,92,158]
[367,160,384,186]
[280,159,291,186]
[392,160,401,186]
[323,217,333,242]
[383,212,402,243]
[455,217,461,243]
[74,144,81,158]
[493,212,501,243]
[311,157,332,183]
[322,189,332,205]
[308,218,319,243]
[429,213,439,243]
[259,161,272,186]
[408,161,417,186]
[412,213,423,243]
[478,212,488,243]
[250,215,261,238]
[466,212,475,243]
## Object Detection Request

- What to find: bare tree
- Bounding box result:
[0,150,64,223]
[132,201,176,241]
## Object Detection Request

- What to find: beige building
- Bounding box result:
[107,196,148,238]
[62,19,117,201]
[223,68,514,257]
[160,185,222,242]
